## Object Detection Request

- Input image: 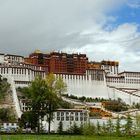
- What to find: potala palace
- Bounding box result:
[1,50,140,119]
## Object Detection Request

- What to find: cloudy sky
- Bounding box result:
[0,0,140,71]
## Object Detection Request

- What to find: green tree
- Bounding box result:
[83,123,96,135]
[135,113,140,134]
[0,123,2,130]
[20,74,66,133]
[69,122,82,134]
[19,111,37,130]
[0,108,16,122]
[101,122,107,135]
[115,117,121,136]
[45,73,66,133]
[0,76,10,101]
[21,76,50,133]
[59,99,73,109]
[57,121,63,134]
[104,100,128,112]
[0,108,9,121]
[45,73,67,96]
[124,114,133,136]
[96,121,101,135]
[106,118,114,135]
[45,91,59,133]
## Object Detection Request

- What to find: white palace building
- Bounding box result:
[1,52,140,119]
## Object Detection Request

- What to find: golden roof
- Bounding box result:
[34,49,42,54]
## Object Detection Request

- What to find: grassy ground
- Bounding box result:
[0,135,140,140]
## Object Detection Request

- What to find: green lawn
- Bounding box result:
[0,135,140,140]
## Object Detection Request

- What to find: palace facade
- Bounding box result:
[1,50,140,118]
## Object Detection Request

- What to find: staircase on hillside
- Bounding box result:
[62,96,126,118]
[7,77,22,118]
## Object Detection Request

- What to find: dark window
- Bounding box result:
[57,112,60,117]
[84,117,87,121]
[70,116,74,121]
[66,112,69,116]
[66,116,69,121]
[71,112,74,115]
[57,117,60,121]
[61,112,64,116]
[75,112,78,116]
[75,117,78,121]
[80,117,83,121]
[61,117,64,121]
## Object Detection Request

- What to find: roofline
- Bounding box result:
[118,71,140,74]
[54,72,86,75]
[0,53,4,55]
[0,66,46,72]
[23,62,48,67]
[106,76,124,78]
[56,109,88,111]
[86,68,104,71]
[5,54,24,58]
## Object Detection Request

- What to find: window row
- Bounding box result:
[57,112,87,117]
[0,68,45,77]
[125,73,140,78]
[57,116,87,121]
[106,78,125,83]
[106,78,140,84]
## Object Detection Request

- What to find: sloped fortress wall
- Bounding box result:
[56,71,140,105]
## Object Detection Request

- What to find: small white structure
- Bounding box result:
[42,109,89,132]
[0,122,19,131]
[19,99,31,112]
[19,99,89,132]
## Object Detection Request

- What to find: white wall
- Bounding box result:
[62,76,109,99]
[2,123,18,129]
[60,75,140,105]
[42,110,89,132]
[0,54,4,63]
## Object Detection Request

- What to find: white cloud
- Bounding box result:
[0,0,140,71]
[0,0,126,53]
[63,23,140,71]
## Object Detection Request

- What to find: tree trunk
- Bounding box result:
[48,114,51,134]
[37,114,40,134]
[48,103,52,134]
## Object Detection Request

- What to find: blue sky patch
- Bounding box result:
[106,2,140,31]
